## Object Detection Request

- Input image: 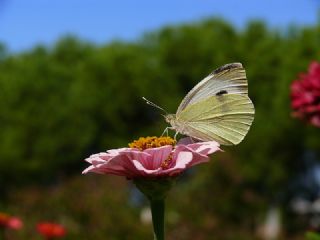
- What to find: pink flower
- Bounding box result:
[0,213,23,230]
[291,61,320,127]
[7,217,23,230]
[83,136,221,239]
[83,136,220,178]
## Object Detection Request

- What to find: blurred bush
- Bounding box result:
[5,175,151,240]
[0,18,320,239]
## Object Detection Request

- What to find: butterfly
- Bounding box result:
[144,63,255,145]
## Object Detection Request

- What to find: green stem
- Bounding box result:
[150,198,165,240]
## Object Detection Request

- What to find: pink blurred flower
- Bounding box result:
[83,136,220,178]
[37,222,66,239]
[7,217,23,230]
[291,61,320,127]
[0,213,23,230]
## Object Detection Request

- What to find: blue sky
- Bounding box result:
[0,0,318,52]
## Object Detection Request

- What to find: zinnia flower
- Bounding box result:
[0,213,23,230]
[291,61,320,127]
[83,136,220,240]
[36,222,66,239]
[83,136,220,178]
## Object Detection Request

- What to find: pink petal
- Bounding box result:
[186,141,220,155]
[173,141,220,168]
[85,149,128,164]
[82,165,100,174]
[144,145,172,169]
[83,153,137,177]
[132,160,161,176]
[161,151,193,176]
[120,150,152,170]
[85,156,107,166]
[107,148,132,155]
[104,153,149,177]
[82,160,131,176]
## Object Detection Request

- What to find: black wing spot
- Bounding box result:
[212,63,242,75]
[216,90,228,96]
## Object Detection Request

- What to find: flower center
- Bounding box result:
[129,136,176,151]
[161,154,173,169]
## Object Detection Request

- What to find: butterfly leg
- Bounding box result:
[161,127,175,137]
[161,127,169,137]
[174,131,179,141]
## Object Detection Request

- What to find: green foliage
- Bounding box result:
[0,18,320,239]
[306,232,320,240]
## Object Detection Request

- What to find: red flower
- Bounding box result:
[37,222,66,239]
[291,61,320,127]
[0,213,23,230]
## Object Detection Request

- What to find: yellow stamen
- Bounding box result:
[129,136,176,151]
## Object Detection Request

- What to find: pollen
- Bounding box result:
[161,154,173,169]
[129,136,176,151]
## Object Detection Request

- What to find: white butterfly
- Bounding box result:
[145,63,255,145]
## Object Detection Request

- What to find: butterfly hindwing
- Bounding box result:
[176,94,255,145]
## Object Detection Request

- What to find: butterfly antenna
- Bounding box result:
[142,97,168,114]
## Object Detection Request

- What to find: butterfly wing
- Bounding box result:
[176,94,254,145]
[177,63,248,114]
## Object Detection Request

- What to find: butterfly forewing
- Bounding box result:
[176,94,254,145]
[177,63,248,114]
